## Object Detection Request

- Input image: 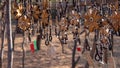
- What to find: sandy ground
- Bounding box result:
[0,26,120,68]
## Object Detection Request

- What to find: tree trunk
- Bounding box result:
[6,0,14,68]
[72,39,77,68]
[90,30,99,59]
[0,22,6,68]
[73,0,76,7]
[22,33,25,68]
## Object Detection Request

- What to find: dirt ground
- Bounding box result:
[0,31,120,68]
